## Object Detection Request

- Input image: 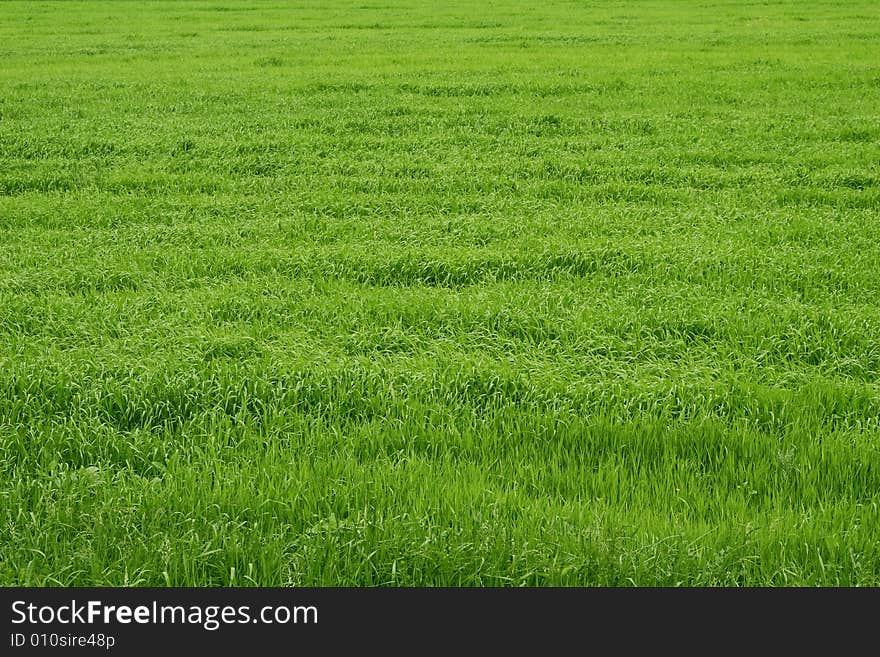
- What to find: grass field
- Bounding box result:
[1,0,879,586]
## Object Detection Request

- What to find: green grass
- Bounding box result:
[1,0,879,586]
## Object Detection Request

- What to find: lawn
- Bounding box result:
[1,0,879,585]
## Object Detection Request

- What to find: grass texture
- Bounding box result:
[1,0,879,586]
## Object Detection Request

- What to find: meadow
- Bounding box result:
[1,0,879,585]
